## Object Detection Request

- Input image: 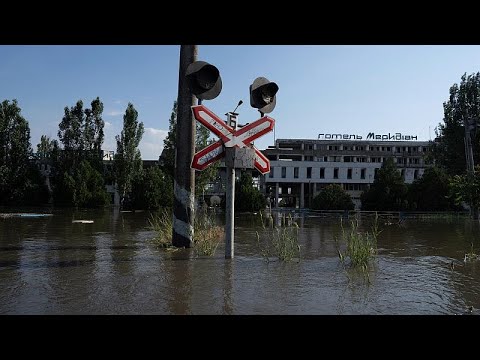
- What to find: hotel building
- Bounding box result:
[260,133,431,209]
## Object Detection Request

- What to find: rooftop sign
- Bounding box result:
[317,132,418,141]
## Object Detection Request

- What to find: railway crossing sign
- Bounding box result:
[191,104,274,174]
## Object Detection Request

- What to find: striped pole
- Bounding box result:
[172,45,197,247]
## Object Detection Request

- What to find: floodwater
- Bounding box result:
[1,207,479,315]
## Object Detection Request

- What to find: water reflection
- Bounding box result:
[1,208,480,314]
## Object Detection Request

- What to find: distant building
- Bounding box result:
[260,136,432,209]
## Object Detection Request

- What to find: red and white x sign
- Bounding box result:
[191,105,274,174]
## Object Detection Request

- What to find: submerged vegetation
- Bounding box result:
[464,243,480,262]
[193,206,223,256]
[256,211,300,262]
[336,213,381,271]
[149,209,173,248]
[149,206,223,256]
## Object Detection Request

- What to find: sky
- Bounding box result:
[1,45,480,160]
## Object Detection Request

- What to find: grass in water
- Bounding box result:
[149,206,223,256]
[193,205,223,256]
[464,243,480,262]
[149,209,174,249]
[256,211,300,262]
[336,213,380,272]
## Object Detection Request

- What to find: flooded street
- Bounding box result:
[1,208,480,314]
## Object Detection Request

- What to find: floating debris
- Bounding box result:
[0,213,53,218]
[72,220,94,224]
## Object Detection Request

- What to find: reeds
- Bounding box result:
[256,211,300,262]
[336,213,380,271]
[149,206,223,256]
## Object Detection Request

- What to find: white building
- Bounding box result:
[261,134,431,209]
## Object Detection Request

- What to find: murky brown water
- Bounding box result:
[1,207,479,314]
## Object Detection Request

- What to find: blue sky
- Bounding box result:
[1,45,480,160]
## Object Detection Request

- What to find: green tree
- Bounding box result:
[407,166,458,211]
[114,103,144,207]
[0,99,34,205]
[449,165,480,218]
[361,158,407,211]
[235,172,266,212]
[311,184,354,210]
[429,72,480,176]
[36,135,57,159]
[58,100,85,169]
[160,101,177,180]
[83,97,105,169]
[131,166,173,210]
[160,100,219,198]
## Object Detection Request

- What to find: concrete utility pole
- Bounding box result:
[172,45,197,248]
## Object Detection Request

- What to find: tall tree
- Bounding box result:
[429,72,480,176]
[0,99,33,204]
[58,100,85,169]
[114,103,144,207]
[361,158,407,211]
[83,97,104,167]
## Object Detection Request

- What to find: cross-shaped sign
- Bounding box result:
[191,105,274,174]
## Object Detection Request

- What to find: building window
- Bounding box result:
[282,167,286,178]
[269,167,274,178]
[361,168,366,179]
[307,167,312,179]
[294,167,299,178]
[344,156,352,162]
[401,169,405,179]
[334,168,339,179]
[347,168,352,179]
[374,168,379,178]
[320,167,325,179]
[414,170,419,179]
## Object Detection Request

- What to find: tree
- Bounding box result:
[235,172,267,212]
[0,99,34,205]
[311,184,354,211]
[429,72,480,176]
[36,135,57,159]
[83,97,105,168]
[58,100,85,169]
[160,101,177,180]
[114,103,144,207]
[131,166,174,210]
[361,158,407,211]
[407,166,458,211]
[449,165,480,219]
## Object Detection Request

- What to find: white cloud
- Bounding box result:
[139,127,169,160]
[113,100,122,105]
[104,121,112,128]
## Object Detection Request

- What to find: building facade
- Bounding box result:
[261,137,431,209]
